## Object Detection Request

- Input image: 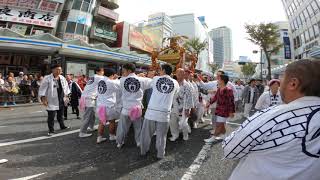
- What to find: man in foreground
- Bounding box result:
[223,59,320,180]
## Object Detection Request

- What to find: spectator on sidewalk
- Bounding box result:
[15,72,24,85]
[0,73,4,106]
[39,64,70,136]
[20,75,32,103]
[242,79,259,118]
[4,76,18,106]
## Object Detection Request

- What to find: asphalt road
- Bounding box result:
[0,105,244,180]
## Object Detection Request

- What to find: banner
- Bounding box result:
[283,36,291,59]
[0,6,59,28]
[128,25,162,53]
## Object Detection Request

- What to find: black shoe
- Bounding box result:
[76,116,80,119]
[64,117,67,120]
[61,126,70,130]
[48,132,55,136]
[72,112,76,114]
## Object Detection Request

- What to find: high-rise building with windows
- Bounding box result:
[209,26,233,68]
[281,0,320,59]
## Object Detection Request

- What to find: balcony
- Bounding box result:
[94,6,119,21]
[92,26,117,41]
[100,0,119,10]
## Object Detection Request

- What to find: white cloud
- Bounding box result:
[116,0,287,62]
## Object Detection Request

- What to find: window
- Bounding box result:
[299,13,305,24]
[81,1,90,12]
[307,5,314,17]
[303,9,310,20]
[300,33,305,44]
[76,24,84,35]
[304,30,310,42]
[72,0,82,10]
[65,22,76,33]
[311,0,320,14]
[315,23,320,37]
[309,26,315,40]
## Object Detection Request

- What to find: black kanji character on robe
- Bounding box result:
[38,13,54,22]
[0,6,13,16]
[18,9,37,19]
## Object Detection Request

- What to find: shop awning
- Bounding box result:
[0,28,151,64]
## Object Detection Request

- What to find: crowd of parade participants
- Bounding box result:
[38,59,320,179]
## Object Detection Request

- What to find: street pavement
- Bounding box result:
[0,105,244,180]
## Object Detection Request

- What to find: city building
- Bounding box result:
[171,13,214,74]
[147,12,173,48]
[261,21,293,70]
[209,26,233,68]
[0,0,150,77]
[281,0,320,59]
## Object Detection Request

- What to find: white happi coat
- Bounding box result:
[255,90,283,110]
[223,96,320,180]
[96,77,121,109]
[172,80,194,115]
[120,73,152,115]
[38,74,70,111]
[199,80,238,101]
[145,75,179,122]
[82,74,104,107]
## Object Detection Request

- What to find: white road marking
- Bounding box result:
[180,118,242,180]
[0,126,7,128]
[180,143,212,180]
[0,120,118,147]
[30,111,43,114]
[9,172,46,180]
[203,118,242,126]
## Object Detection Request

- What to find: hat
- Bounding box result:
[19,72,24,75]
[269,79,280,86]
[248,78,256,84]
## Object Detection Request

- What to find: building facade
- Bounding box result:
[281,0,320,59]
[171,13,213,73]
[209,26,233,68]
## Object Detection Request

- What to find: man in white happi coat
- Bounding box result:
[223,59,320,180]
[39,64,70,136]
[78,67,105,138]
[116,63,152,148]
[140,64,179,159]
[96,68,121,144]
[169,68,194,141]
[255,79,282,111]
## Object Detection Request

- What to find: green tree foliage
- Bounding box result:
[184,37,208,58]
[245,23,282,80]
[208,63,219,75]
[241,63,257,78]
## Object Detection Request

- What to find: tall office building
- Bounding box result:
[281,0,320,59]
[209,26,233,68]
[147,12,173,48]
[171,13,214,73]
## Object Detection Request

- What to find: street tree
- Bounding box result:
[245,23,282,80]
[184,37,208,59]
[241,63,257,79]
[208,63,219,75]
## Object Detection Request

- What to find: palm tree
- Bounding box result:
[184,37,208,58]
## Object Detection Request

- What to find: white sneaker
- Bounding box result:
[97,136,107,144]
[215,134,226,140]
[194,122,198,129]
[87,127,96,133]
[109,135,116,141]
[117,143,123,149]
[136,142,141,147]
[204,136,217,143]
[79,132,92,138]
[169,136,178,142]
[0,159,8,164]
[183,134,189,141]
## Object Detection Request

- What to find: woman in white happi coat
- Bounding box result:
[223,60,320,180]
[38,64,70,136]
[116,63,152,148]
[255,79,282,110]
[96,68,122,144]
[78,67,105,138]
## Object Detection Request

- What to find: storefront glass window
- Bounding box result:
[76,23,84,35]
[66,22,76,33]
[72,0,82,10]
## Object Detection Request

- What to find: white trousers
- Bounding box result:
[169,113,190,138]
[244,103,253,118]
[116,114,142,145]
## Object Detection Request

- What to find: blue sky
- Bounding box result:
[116,0,287,62]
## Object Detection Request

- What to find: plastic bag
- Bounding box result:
[129,105,142,122]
